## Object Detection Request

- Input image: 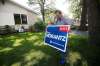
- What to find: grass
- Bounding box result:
[0,32,95,66]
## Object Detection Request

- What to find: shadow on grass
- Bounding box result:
[68,34,100,66]
[0,36,16,48]
[1,32,97,66]
[0,32,65,66]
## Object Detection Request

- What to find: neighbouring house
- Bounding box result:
[0,0,39,31]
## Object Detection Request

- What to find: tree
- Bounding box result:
[69,0,88,31]
[70,0,100,65]
[28,0,53,23]
[45,8,56,23]
[87,0,100,65]
[79,0,87,31]
[87,0,100,46]
[69,0,82,19]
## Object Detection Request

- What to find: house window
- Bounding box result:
[21,14,27,24]
[14,14,27,24]
[14,14,21,24]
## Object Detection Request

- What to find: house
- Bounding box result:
[0,0,38,31]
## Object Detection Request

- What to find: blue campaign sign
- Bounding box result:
[44,25,70,52]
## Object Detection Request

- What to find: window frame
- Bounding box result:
[14,14,28,25]
[21,14,28,24]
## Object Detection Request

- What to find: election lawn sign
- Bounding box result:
[44,25,70,52]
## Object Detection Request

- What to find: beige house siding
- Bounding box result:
[0,0,38,30]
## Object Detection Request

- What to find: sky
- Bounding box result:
[12,0,71,16]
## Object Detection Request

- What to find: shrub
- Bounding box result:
[4,25,16,34]
[4,25,12,34]
[29,25,35,32]
[71,25,79,30]
[0,25,16,35]
[30,20,46,32]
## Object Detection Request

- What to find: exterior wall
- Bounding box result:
[27,12,38,25]
[0,12,15,26]
[0,1,37,30]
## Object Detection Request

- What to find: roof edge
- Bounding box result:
[8,0,38,15]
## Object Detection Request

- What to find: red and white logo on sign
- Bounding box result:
[59,26,70,32]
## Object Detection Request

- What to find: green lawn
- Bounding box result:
[0,32,95,66]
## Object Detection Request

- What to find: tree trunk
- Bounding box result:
[42,5,45,23]
[87,0,100,65]
[79,0,87,31]
[88,0,100,46]
[40,3,45,23]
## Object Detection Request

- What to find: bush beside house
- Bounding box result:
[29,20,46,32]
[0,25,17,35]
